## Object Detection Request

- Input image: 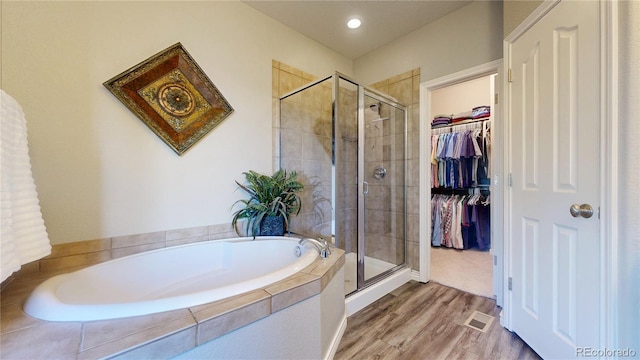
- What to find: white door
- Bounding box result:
[509,1,601,359]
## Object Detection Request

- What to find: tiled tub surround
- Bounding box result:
[24,237,321,322]
[4,223,239,281]
[0,226,346,359]
[174,264,345,359]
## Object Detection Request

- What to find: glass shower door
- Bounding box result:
[334,76,359,295]
[280,73,406,297]
[359,92,407,285]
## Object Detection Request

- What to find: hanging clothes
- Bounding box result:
[431,123,490,189]
[430,115,491,252]
[431,193,490,251]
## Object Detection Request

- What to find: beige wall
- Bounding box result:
[1,1,352,244]
[503,0,544,37]
[430,75,493,118]
[1,0,503,249]
[354,1,503,84]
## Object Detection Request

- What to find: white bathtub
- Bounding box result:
[24,236,318,322]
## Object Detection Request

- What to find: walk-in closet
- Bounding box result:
[427,74,496,298]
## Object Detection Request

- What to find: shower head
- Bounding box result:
[366,117,389,130]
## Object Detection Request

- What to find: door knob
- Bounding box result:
[569,204,594,218]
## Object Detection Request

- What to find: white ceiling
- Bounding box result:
[243,0,473,60]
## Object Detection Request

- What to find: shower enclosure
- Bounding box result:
[278,73,407,296]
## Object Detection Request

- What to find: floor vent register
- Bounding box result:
[463,310,495,333]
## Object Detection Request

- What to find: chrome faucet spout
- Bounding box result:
[298,238,330,258]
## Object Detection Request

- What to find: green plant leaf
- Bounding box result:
[231,169,304,236]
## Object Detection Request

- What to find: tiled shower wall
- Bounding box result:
[362,96,405,266]
[272,62,420,270]
[369,69,421,270]
[272,61,333,239]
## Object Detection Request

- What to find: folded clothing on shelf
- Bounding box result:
[432,114,452,127]
[452,111,473,123]
[472,106,491,119]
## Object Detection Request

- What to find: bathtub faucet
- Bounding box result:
[317,237,331,257]
[298,238,331,259]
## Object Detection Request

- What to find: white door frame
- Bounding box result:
[502,0,619,348]
[417,59,504,305]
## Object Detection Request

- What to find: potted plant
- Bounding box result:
[231,169,304,237]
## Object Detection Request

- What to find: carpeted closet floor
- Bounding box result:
[430,246,494,298]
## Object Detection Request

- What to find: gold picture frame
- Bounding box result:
[104,43,234,155]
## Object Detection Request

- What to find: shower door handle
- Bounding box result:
[363,181,369,195]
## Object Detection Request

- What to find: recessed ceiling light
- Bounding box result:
[347,18,361,29]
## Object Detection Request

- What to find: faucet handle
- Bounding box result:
[318,237,331,255]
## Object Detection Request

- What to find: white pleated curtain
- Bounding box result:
[1,90,51,282]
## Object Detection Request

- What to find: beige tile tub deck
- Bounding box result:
[0,245,344,359]
[265,272,321,313]
[191,289,272,345]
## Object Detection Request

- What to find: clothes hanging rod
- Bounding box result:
[431,118,490,134]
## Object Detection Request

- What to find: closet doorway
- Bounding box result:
[418,60,504,306]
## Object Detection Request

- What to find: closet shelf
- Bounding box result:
[431,117,490,130]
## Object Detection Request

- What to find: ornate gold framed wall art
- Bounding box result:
[104,43,234,155]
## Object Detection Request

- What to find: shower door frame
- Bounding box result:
[348,74,409,292]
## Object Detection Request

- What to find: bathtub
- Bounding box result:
[24,236,318,322]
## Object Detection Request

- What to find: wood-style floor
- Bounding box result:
[335,281,541,360]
